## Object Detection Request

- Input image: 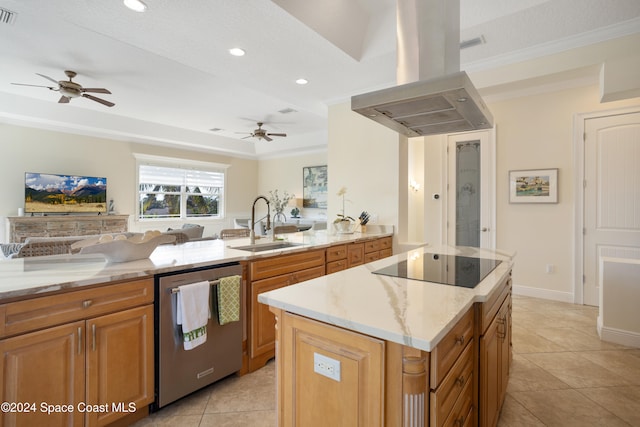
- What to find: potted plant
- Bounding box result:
[334,187,354,233]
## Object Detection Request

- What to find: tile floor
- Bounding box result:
[133,295,640,426]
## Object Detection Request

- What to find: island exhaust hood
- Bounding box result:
[351,0,493,137]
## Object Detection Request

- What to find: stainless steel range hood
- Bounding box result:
[351,71,493,137]
[351,0,493,137]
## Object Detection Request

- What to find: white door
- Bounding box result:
[583,112,640,306]
[447,130,495,249]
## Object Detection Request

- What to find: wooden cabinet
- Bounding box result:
[274,309,385,427]
[364,236,393,263]
[430,308,475,427]
[347,242,364,267]
[249,249,325,371]
[0,278,154,427]
[326,244,348,274]
[478,276,512,427]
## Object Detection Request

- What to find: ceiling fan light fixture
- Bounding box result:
[229,47,245,57]
[124,0,147,12]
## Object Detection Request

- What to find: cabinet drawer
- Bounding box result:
[326,245,347,262]
[443,379,473,427]
[0,278,153,338]
[430,307,473,388]
[379,248,393,259]
[364,240,380,253]
[379,237,392,251]
[364,252,380,264]
[326,259,348,274]
[430,341,473,427]
[250,249,325,281]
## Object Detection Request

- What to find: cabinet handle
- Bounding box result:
[92,324,96,351]
[455,375,465,387]
[454,416,465,427]
[77,327,82,355]
[455,335,465,345]
[83,300,92,308]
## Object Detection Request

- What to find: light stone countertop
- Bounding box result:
[0,228,393,302]
[258,244,515,352]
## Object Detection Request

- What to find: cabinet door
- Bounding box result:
[0,321,85,427]
[498,296,511,404]
[479,314,500,427]
[347,243,364,267]
[86,305,154,427]
[251,267,325,360]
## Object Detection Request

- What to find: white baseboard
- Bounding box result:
[512,283,574,303]
[597,321,640,349]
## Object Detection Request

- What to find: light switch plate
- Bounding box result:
[313,352,341,382]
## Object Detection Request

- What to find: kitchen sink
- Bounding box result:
[231,241,303,252]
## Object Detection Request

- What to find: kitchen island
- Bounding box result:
[258,245,514,427]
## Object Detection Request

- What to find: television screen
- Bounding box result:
[25,172,107,214]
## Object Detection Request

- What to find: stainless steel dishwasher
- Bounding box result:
[154,262,243,409]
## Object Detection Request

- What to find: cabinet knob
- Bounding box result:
[83,300,93,308]
[455,375,465,387]
[455,335,465,345]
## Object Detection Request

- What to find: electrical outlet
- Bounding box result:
[313,352,341,382]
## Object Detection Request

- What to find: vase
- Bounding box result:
[273,211,286,223]
[334,221,352,233]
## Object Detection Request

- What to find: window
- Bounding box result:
[137,157,227,220]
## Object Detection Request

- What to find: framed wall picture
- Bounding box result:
[509,168,558,203]
[303,165,327,208]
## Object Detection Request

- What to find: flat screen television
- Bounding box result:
[25,172,107,214]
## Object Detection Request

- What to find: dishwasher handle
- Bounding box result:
[169,278,221,294]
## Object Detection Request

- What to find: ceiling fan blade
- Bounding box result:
[11,83,57,90]
[82,93,115,107]
[58,96,70,104]
[36,73,60,84]
[267,133,287,137]
[82,88,112,94]
[241,135,254,140]
[264,135,273,142]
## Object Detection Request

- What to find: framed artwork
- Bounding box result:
[303,165,327,208]
[509,168,558,203]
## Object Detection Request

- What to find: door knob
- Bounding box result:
[481,227,489,232]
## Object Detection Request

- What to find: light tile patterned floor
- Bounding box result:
[133,295,640,426]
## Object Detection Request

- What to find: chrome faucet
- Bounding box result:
[250,196,271,245]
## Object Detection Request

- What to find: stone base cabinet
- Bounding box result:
[0,278,154,427]
[269,270,512,427]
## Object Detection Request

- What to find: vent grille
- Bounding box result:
[0,7,17,25]
[460,36,485,50]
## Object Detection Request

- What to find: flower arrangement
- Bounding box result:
[268,190,294,215]
[334,186,354,223]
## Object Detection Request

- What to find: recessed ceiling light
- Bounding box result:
[123,0,147,12]
[295,78,308,85]
[229,48,245,57]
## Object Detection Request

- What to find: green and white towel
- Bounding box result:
[217,275,241,325]
[176,281,210,350]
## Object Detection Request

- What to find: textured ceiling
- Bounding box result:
[0,0,639,158]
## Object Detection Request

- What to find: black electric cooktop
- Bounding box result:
[372,253,501,288]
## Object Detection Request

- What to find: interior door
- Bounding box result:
[447,130,495,249]
[583,112,640,306]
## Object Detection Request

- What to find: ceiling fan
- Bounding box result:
[11,70,115,107]
[238,122,287,142]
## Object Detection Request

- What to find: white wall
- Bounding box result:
[257,151,328,222]
[327,102,399,236]
[0,123,258,242]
